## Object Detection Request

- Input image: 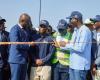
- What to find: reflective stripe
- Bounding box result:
[51,32,72,65]
[56,48,70,53]
[51,51,70,65]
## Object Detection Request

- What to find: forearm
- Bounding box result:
[42,46,55,63]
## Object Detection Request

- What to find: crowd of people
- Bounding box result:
[0,11,100,80]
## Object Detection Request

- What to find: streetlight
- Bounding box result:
[39,0,41,24]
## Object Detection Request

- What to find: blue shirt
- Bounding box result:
[31,34,55,66]
[61,25,92,70]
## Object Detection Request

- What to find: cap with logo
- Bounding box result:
[57,19,68,29]
[40,20,49,27]
[66,11,83,21]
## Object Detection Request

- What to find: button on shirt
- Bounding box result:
[61,25,92,70]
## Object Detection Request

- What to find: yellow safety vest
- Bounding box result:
[51,32,72,66]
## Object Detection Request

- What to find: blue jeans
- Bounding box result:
[10,63,27,80]
[69,68,88,80]
[52,63,69,80]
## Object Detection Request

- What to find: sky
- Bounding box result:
[0,0,100,31]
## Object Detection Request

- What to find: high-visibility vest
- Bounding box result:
[51,32,72,66]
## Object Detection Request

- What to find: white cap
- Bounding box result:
[84,19,94,25]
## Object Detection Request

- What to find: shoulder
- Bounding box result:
[3,31,9,36]
[33,34,40,41]
[10,24,20,32]
[10,24,20,36]
[79,25,92,40]
[11,24,20,30]
[46,35,54,41]
[80,25,91,34]
[81,25,90,32]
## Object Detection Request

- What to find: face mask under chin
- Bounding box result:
[58,29,67,35]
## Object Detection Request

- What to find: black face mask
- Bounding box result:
[58,29,67,35]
